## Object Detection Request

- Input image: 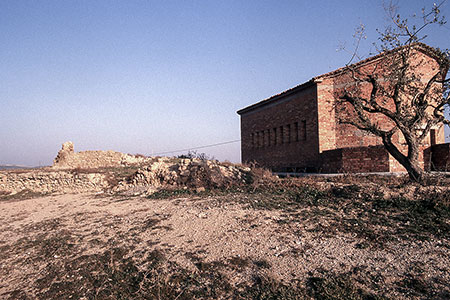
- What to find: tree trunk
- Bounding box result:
[401,159,424,182]
[382,138,424,182]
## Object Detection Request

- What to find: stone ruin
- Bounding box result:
[0,142,253,196]
[52,141,150,169]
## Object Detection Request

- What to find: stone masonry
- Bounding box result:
[1,144,252,196]
[52,141,149,169]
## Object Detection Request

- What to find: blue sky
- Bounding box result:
[1,0,449,166]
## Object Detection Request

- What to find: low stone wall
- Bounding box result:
[53,141,149,169]
[321,145,390,173]
[1,158,252,196]
[0,169,109,195]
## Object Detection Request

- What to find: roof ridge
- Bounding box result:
[237,43,443,115]
[315,42,443,79]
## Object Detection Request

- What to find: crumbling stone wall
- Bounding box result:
[53,141,149,169]
[0,169,108,195]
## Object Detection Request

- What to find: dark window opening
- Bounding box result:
[287,124,291,143]
[302,120,307,141]
[280,126,284,144]
[273,128,277,145]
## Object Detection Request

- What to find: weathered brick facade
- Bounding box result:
[237,44,448,173]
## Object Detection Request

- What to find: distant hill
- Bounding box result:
[0,165,32,170]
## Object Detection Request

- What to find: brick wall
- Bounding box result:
[238,45,446,173]
[239,84,320,169]
[428,143,450,171]
[321,145,390,173]
[319,47,444,172]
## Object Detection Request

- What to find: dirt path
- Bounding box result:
[0,192,449,299]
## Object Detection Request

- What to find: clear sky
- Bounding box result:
[1,0,449,166]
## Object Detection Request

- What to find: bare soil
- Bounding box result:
[0,176,449,299]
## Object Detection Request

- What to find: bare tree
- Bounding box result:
[337,1,450,181]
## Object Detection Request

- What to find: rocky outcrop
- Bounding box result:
[52,142,151,169]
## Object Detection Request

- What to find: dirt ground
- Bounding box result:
[0,180,449,299]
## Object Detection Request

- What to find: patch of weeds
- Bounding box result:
[331,184,361,199]
[35,247,144,299]
[8,240,438,300]
[19,218,64,233]
[368,191,450,241]
[237,276,305,300]
[2,289,30,300]
[15,229,77,262]
[70,167,103,175]
[0,189,46,201]
[295,186,331,206]
[228,256,251,270]
[142,217,161,230]
[0,244,13,261]
[253,259,271,269]
[102,166,141,187]
[242,185,333,212]
[307,274,387,300]
[88,237,102,246]
[147,188,193,199]
[145,249,166,268]
[252,182,450,247]
[396,273,431,298]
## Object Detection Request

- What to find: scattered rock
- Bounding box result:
[196,187,206,193]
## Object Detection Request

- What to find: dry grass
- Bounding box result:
[1,173,449,299]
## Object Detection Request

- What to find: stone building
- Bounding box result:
[237,43,449,173]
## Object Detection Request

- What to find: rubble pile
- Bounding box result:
[113,158,251,193]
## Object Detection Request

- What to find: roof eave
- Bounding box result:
[237,79,316,115]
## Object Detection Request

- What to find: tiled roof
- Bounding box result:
[237,43,444,115]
